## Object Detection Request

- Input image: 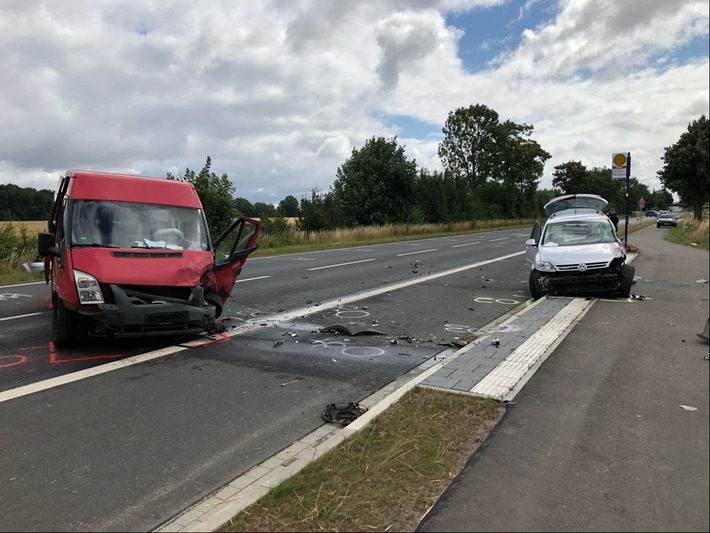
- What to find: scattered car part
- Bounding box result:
[322,402,368,425]
[321,323,385,336]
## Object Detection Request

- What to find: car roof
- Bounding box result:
[543,194,608,216]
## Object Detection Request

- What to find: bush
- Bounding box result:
[260,216,292,237]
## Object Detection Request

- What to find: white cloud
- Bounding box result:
[0,0,707,203]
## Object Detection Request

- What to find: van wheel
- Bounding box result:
[529,270,545,300]
[53,298,77,348]
[618,264,635,298]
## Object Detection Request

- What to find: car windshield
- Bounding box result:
[70,200,210,251]
[541,220,617,246]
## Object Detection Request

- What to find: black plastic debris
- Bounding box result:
[321,323,385,336]
[322,402,368,425]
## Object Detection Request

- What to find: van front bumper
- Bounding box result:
[94,284,214,337]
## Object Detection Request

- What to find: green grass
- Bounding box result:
[218,388,504,533]
[666,217,709,250]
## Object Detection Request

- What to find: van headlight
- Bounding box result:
[74,269,105,304]
[535,257,556,272]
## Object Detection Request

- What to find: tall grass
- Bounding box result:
[254,218,535,255]
[0,222,43,284]
[669,217,710,250]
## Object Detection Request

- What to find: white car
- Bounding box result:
[525,194,635,300]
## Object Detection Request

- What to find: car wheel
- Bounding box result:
[656,224,660,228]
[529,270,545,300]
[53,297,77,348]
[618,264,635,298]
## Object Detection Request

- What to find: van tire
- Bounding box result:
[53,297,76,348]
[529,270,545,300]
[618,264,635,298]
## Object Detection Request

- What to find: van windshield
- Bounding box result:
[70,200,210,251]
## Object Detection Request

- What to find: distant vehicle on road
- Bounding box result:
[525,194,634,300]
[656,213,678,228]
[646,209,659,217]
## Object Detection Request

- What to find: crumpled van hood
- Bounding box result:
[69,248,213,286]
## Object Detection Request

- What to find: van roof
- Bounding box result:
[65,170,203,208]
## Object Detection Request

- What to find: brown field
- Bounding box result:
[2,220,47,236]
[1,217,298,237]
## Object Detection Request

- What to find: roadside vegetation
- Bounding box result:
[2,212,706,287]
[3,107,705,286]
[667,216,710,250]
[218,387,504,533]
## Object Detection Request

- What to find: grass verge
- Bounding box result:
[218,387,505,533]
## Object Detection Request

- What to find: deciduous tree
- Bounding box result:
[658,115,709,220]
[182,156,237,236]
[331,136,417,226]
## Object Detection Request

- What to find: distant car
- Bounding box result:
[525,194,634,300]
[656,213,677,228]
[645,209,658,217]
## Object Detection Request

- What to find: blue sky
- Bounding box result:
[1,0,708,204]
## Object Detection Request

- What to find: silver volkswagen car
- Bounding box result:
[525,194,635,299]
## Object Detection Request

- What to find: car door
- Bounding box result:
[525,221,541,267]
[210,216,261,303]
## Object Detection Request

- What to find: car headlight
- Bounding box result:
[73,269,105,304]
[534,257,556,272]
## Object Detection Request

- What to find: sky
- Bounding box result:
[1,0,708,206]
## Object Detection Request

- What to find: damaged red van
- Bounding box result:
[38,170,261,348]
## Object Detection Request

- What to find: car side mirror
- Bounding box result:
[38,232,60,257]
[525,238,538,247]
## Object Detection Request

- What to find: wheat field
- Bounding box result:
[2,220,48,236]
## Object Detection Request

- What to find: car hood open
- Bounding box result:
[544,194,608,216]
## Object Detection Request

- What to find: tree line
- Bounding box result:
[2,106,706,234]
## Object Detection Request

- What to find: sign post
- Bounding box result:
[612,152,631,248]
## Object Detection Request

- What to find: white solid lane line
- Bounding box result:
[396,248,437,256]
[0,312,44,321]
[307,258,376,271]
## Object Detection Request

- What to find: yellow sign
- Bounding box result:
[612,152,630,181]
[612,153,627,167]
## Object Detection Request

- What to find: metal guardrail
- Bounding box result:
[22,262,44,273]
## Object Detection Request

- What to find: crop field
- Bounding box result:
[2,220,47,236]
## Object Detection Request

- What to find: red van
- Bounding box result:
[38,170,261,348]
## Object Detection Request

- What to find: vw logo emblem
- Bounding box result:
[577,263,588,272]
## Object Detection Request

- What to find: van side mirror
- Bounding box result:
[38,232,59,257]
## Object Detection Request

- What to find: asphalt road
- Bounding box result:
[418,224,709,532]
[0,228,532,532]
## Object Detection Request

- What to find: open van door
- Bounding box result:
[210,217,261,306]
